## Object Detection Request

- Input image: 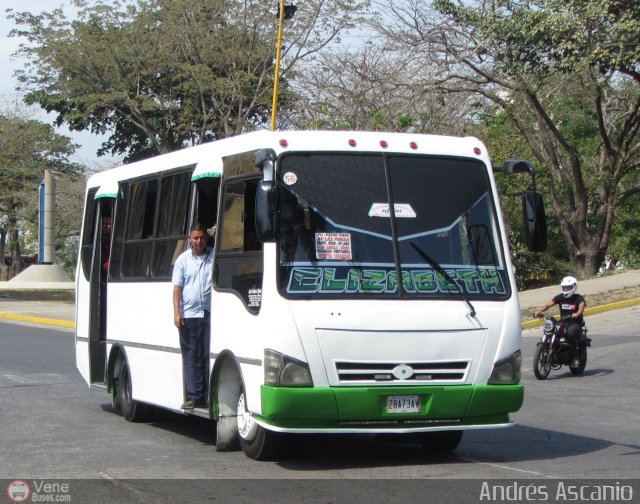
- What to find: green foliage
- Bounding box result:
[0,111,83,276]
[0,115,82,200]
[607,196,640,269]
[9,0,279,161]
[424,0,640,278]
[434,0,640,78]
[9,0,367,162]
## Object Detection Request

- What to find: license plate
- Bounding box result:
[386,395,421,414]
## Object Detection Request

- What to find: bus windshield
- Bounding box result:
[277,153,509,299]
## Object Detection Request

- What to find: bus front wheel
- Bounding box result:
[237,391,282,460]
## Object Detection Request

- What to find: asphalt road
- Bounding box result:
[1,308,639,500]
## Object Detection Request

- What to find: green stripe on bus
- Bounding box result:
[259,384,523,429]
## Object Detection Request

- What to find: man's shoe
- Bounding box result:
[570,357,580,369]
[181,400,195,410]
[193,400,208,409]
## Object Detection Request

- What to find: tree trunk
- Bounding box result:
[0,228,8,281]
[568,247,605,280]
[9,218,22,278]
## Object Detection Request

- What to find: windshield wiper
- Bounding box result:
[410,242,477,318]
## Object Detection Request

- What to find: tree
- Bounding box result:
[289,41,474,133]
[368,0,640,278]
[8,0,368,162]
[0,105,82,279]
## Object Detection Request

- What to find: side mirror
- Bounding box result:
[494,159,536,176]
[253,148,276,182]
[522,191,547,252]
[253,148,279,243]
[255,181,277,243]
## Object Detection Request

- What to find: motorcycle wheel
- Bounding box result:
[570,346,587,375]
[533,344,551,380]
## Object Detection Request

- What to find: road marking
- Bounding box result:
[0,312,75,328]
[459,456,551,477]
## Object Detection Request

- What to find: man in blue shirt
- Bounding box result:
[172,223,215,409]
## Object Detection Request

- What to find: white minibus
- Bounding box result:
[75,130,546,459]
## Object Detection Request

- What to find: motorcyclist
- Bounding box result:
[533,276,586,369]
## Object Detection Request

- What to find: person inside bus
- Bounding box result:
[533,275,586,369]
[101,215,112,273]
[172,222,215,409]
[100,214,112,340]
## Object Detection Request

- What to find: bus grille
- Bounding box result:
[335,360,469,383]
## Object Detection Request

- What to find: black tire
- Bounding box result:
[237,391,283,460]
[533,344,551,380]
[570,346,587,375]
[117,358,150,422]
[112,387,121,411]
[112,369,121,411]
[418,430,463,453]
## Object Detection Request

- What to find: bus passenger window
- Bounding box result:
[80,188,98,281]
[128,180,157,240]
[194,179,220,248]
[216,178,264,313]
[152,171,192,277]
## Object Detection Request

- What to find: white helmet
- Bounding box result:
[560,276,577,298]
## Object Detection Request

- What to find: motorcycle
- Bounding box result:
[533,314,591,379]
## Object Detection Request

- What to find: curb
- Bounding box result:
[0,312,75,329]
[520,297,640,330]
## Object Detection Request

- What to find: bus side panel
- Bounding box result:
[211,245,310,417]
[107,282,185,409]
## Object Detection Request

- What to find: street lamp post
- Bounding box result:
[270,1,296,131]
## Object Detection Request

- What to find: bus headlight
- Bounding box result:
[264,349,313,387]
[488,350,522,385]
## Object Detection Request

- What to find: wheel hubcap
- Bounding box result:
[237,393,258,441]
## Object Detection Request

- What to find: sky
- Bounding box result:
[0,0,117,169]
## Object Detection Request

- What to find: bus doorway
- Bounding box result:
[78,193,113,385]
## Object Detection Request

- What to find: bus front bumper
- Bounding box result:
[255,384,523,433]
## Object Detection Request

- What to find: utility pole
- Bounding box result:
[39,169,56,264]
[270,1,297,131]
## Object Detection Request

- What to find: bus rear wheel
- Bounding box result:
[117,358,149,422]
[237,391,282,460]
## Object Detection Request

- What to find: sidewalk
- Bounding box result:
[1,270,639,329]
[518,269,640,311]
[0,296,75,329]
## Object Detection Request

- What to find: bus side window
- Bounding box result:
[152,171,192,277]
[216,178,263,313]
[122,179,157,278]
[108,182,128,280]
[80,188,98,281]
[194,178,220,248]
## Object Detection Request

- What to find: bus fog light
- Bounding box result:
[264,349,313,387]
[488,351,522,385]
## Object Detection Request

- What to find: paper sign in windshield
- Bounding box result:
[368,203,417,218]
[315,233,352,260]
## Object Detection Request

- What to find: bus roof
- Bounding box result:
[86,130,490,191]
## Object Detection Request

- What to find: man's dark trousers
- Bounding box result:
[179,311,210,403]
